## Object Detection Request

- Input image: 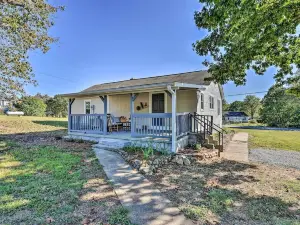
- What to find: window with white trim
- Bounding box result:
[84,100,91,114]
[217,99,221,115]
[200,93,204,110]
[209,96,214,109]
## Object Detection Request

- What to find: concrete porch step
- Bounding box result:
[98,138,131,149]
[203,143,215,149]
[93,144,121,151]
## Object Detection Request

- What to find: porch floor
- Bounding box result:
[68,131,171,143]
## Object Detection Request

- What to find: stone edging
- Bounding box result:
[94,146,219,175]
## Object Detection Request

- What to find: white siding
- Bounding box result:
[72,97,104,114]
[69,84,223,127]
[109,94,131,117]
[196,82,223,127]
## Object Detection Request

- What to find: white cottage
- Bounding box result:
[61,71,225,153]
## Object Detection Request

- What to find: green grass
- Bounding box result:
[180,189,236,221]
[246,197,295,222]
[107,206,135,225]
[0,142,82,223]
[229,128,300,151]
[0,115,67,135]
[181,205,211,221]
[284,180,300,192]
[0,140,129,224]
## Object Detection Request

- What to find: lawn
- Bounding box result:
[148,159,300,225]
[0,116,133,225]
[0,115,68,136]
[229,127,300,152]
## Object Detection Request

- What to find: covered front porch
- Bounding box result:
[66,83,206,152]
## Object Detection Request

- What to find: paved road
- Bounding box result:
[249,148,300,170]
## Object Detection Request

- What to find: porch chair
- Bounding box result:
[107,114,121,132]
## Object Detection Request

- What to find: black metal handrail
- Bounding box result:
[190,112,224,153]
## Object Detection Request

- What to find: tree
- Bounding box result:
[34,93,51,102]
[194,0,300,87]
[46,95,67,117]
[0,1,63,97]
[222,99,230,111]
[243,95,261,119]
[15,96,46,116]
[287,70,300,97]
[228,101,244,112]
[260,86,300,127]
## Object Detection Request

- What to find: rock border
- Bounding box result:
[96,146,219,175]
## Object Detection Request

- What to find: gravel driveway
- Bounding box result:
[250,148,300,170]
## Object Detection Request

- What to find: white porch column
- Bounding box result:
[130,93,139,135]
[100,95,108,135]
[167,86,177,153]
[68,98,75,133]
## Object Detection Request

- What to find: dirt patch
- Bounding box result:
[146,158,300,224]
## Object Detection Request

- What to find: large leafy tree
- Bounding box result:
[15,96,47,116]
[260,85,300,127]
[0,0,63,96]
[228,100,244,112]
[46,95,67,117]
[194,0,300,86]
[243,95,261,118]
[222,99,230,111]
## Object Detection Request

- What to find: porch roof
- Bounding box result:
[60,70,214,97]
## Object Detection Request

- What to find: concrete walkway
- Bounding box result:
[93,147,194,225]
[222,132,249,162]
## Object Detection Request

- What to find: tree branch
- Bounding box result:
[0,0,24,7]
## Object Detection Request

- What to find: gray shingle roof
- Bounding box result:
[81,70,211,93]
[225,112,249,117]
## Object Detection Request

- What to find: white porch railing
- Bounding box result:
[69,114,106,133]
[69,112,193,138]
[176,112,191,137]
[131,113,172,138]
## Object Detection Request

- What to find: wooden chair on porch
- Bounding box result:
[107,114,120,132]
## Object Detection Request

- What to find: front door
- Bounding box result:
[152,93,164,126]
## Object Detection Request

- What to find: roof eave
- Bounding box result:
[60,82,173,98]
[60,82,208,98]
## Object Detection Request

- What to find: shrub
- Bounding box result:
[248,119,257,124]
[142,145,154,160]
[15,96,46,116]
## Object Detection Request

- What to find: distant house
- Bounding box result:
[224,111,249,123]
[0,97,9,109]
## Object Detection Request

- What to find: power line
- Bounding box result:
[36,72,78,83]
[226,91,268,97]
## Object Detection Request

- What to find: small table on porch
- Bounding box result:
[119,121,131,131]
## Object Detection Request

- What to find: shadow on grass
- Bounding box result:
[149,160,300,224]
[0,139,123,225]
[32,120,68,128]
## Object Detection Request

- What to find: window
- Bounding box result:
[84,100,91,114]
[209,96,214,109]
[217,99,221,115]
[200,93,204,110]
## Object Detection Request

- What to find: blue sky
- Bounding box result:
[27,0,276,103]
